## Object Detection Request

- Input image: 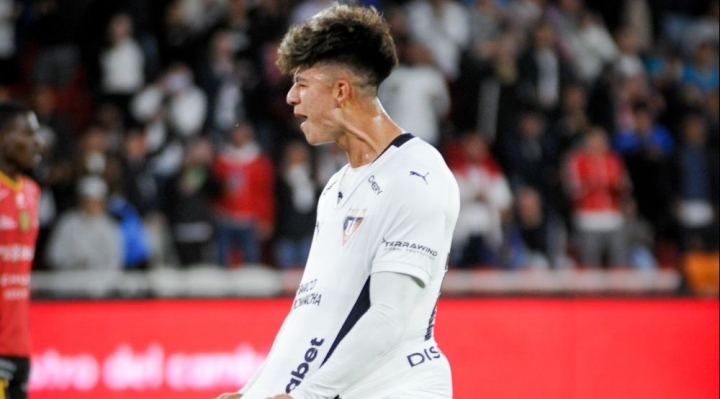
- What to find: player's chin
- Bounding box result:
[302,127,327,146]
[17,154,39,170]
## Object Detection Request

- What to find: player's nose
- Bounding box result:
[287,84,299,106]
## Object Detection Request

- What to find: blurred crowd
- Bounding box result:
[0,0,717,273]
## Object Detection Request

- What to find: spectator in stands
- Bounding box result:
[563,10,618,86]
[198,30,246,138]
[158,0,205,68]
[212,122,275,266]
[681,41,719,96]
[76,124,111,179]
[682,0,719,56]
[99,13,145,123]
[469,0,504,53]
[405,0,470,80]
[502,107,559,206]
[614,101,675,239]
[93,103,126,155]
[564,126,631,268]
[118,125,160,217]
[214,0,253,60]
[516,19,576,114]
[612,25,647,79]
[706,89,720,151]
[45,175,122,270]
[622,199,658,269]
[0,0,19,88]
[378,37,450,147]
[164,138,219,266]
[31,86,77,214]
[505,0,548,32]
[274,141,318,269]
[506,185,571,269]
[31,87,78,270]
[455,28,522,141]
[29,0,79,88]
[131,62,207,141]
[672,114,719,253]
[448,132,513,268]
[246,0,289,56]
[553,83,590,154]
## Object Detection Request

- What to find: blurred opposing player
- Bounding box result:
[215,4,459,399]
[0,102,41,399]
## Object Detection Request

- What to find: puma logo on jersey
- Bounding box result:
[285,337,325,394]
[409,171,429,184]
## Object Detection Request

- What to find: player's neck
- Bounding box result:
[0,161,20,183]
[336,99,403,168]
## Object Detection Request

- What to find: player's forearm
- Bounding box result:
[290,303,405,399]
[290,272,423,399]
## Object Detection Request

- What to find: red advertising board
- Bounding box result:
[28,299,719,399]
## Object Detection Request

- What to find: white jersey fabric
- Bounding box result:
[240,134,460,399]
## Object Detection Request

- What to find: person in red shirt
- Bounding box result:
[564,126,632,268]
[212,122,275,266]
[0,102,41,399]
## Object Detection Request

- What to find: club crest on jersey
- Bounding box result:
[342,209,366,244]
[18,211,31,232]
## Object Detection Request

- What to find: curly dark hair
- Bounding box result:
[277,3,398,90]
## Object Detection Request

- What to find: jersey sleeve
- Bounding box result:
[372,177,446,286]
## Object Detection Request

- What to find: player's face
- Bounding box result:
[287,66,342,145]
[1,112,41,171]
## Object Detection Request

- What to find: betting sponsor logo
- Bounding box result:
[381,238,438,260]
[285,338,325,394]
[342,209,366,244]
[0,214,17,230]
[367,175,382,195]
[0,244,35,262]
[407,345,442,368]
[1,273,30,286]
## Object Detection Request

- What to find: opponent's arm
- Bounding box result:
[285,270,424,399]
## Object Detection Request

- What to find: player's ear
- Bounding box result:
[334,79,352,107]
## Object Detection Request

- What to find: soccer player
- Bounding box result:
[215,4,459,399]
[0,102,41,399]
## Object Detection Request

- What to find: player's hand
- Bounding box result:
[214,393,242,399]
[266,395,293,399]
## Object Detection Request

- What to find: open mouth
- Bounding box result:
[295,114,308,127]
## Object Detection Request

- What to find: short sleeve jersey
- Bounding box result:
[0,172,40,357]
[241,134,460,398]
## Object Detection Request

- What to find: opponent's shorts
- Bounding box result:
[0,356,29,399]
[339,340,452,399]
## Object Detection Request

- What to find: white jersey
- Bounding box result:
[241,134,460,399]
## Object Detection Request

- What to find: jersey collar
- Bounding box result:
[334,133,416,207]
[0,170,23,192]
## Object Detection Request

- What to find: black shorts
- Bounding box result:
[0,356,29,399]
